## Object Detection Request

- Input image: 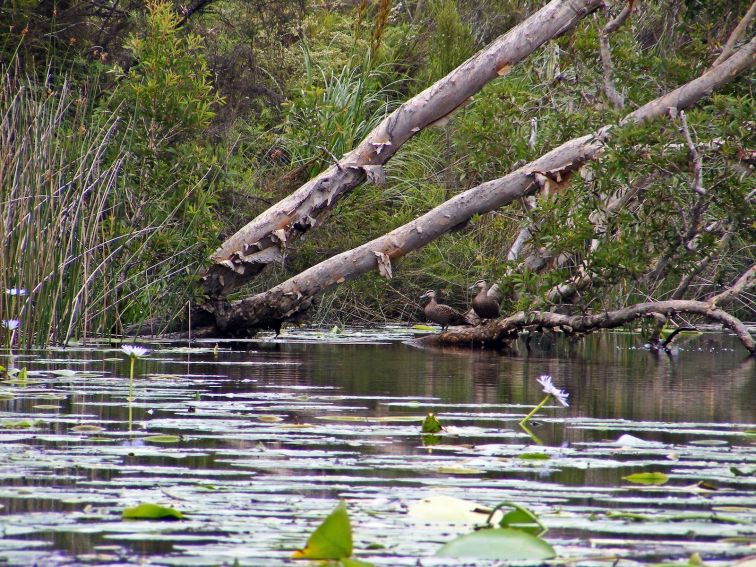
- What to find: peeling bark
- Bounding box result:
[205,39,755,336]
[202,0,604,298]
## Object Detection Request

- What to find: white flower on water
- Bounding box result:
[536,374,570,407]
[2,319,20,331]
[121,345,149,358]
[5,288,27,296]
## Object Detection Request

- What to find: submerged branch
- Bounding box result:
[418,299,755,354]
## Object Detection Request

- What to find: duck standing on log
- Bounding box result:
[470,279,501,321]
[419,290,469,331]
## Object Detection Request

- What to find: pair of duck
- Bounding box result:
[420,280,501,331]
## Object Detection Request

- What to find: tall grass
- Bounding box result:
[282,47,402,177]
[0,65,134,347]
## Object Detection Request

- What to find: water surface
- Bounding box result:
[0,328,753,565]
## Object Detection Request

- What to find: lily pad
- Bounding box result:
[519,452,550,460]
[71,425,105,434]
[437,465,483,475]
[50,369,80,377]
[143,435,181,443]
[257,415,284,423]
[436,527,555,560]
[408,495,493,524]
[622,472,669,485]
[122,503,184,521]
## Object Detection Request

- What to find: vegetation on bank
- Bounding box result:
[1,0,753,345]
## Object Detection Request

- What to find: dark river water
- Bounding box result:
[0,328,753,565]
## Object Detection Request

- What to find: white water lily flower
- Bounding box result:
[536,374,569,407]
[5,288,27,296]
[121,345,149,358]
[2,319,20,330]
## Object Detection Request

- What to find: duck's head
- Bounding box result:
[419,290,436,301]
[469,279,487,290]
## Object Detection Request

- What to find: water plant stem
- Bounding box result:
[520,395,551,426]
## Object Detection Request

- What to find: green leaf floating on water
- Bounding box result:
[71,424,105,433]
[436,527,555,560]
[421,413,443,434]
[338,559,375,567]
[623,472,669,485]
[122,503,185,521]
[292,501,353,560]
[496,502,546,536]
[519,452,550,460]
[144,435,181,443]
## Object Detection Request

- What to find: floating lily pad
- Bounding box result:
[122,503,185,521]
[49,369,80,377]
[143,435,181,443]
[408,495,493,524]
[2,419,43,429]
[437,465,483,475]
[519,452,550,460]
[71,425,105,433]
[257,415,284,423]
[436,527,555,560]
[622,472,670,485]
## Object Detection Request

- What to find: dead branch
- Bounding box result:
[418,299,755,354]
[598,1,633,108]
[202,0,605,298]
[711,1,756,67]
[670,227,731,300]
[708,265,756,307]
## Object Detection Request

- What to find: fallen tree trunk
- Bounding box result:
[416,298,755,354]
[204,39,755,336]
[202,0,603,298]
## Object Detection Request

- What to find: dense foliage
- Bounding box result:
[1,0,753,344]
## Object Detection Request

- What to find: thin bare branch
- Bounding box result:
[708,265,756,307]
[598,2,632,108]
[711,1,756,67]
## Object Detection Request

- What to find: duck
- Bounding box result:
[419,290,468,331]
[469,280,501,320]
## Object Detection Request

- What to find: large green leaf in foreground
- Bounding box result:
[436,527,556,560]
[293,501,353,560]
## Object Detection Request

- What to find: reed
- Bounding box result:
[0,63,133,346]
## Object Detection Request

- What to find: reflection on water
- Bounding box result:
[0,329,753,566]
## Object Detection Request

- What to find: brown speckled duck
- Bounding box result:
[419,290,468,331]
[470,280,501,320]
